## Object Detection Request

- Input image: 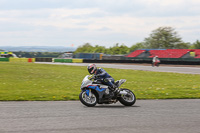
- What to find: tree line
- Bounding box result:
[74,27,200,55]
[14,52,61,58]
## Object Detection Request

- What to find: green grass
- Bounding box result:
[0,62,200,101]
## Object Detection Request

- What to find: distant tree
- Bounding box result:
[74,43,94,54]
[175,42,191,49]
[119,44,129,54]
[107,43,120,55]
[143,27,186,49]
[74,43,130,55]
[129,43,145,52]
[94,45,106,53]
[106,43,129,55]
[190,40,200,49]
[14,52,61,58]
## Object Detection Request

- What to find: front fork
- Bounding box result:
[85,89,91,97]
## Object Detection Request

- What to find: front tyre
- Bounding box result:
[79,90,97,107]
[118,89,136,106]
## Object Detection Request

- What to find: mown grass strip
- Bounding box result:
[0,62,200,101]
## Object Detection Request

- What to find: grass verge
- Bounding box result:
[0,62,200,101]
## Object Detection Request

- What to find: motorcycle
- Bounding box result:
[152,59,160,67]
[79,75,136,107]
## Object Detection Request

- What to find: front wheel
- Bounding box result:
[118,89,136,106]
[79,90,97,107]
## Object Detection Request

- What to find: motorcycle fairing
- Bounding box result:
[87,85,105,92]
[85,85,107,102]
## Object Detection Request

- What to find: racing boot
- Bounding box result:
[109,84,119,94]
[108,84,115,91]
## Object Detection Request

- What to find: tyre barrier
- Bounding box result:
[1,57,200,65]
[9,58,28,62]
[54,59,72,63]
[35,58,52,62]
[0,58,35,62]
[0,58,9,62]
[53,58,83,63]
[72,59,83,63]
[9,58,35,62]
[82,59,151,63]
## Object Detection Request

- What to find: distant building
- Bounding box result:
[58,52,73,58]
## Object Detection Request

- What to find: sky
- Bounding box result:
[0,0,200,48]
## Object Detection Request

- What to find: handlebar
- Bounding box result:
[90,75,102,83]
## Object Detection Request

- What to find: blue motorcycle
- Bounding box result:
[79,75,136,107]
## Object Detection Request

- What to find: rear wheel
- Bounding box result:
[118,89,136,106]
[79,90,97,107]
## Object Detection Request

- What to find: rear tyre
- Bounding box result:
[118,89,136,106]
[79,90,97,107]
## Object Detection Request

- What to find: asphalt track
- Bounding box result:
[36,62,200,75]
[0,100,200,133]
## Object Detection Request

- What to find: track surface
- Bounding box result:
[36,62,200,74]
[0,100,200,133]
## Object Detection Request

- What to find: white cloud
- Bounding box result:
[0,0,200,47]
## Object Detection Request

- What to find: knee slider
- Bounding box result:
[104,78,109,82]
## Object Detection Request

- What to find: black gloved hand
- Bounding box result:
[95,75,100,79]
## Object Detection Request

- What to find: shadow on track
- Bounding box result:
[93,105,140,108]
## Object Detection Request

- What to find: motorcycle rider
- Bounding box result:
[87,64,116,91]
[152,55,160,67]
